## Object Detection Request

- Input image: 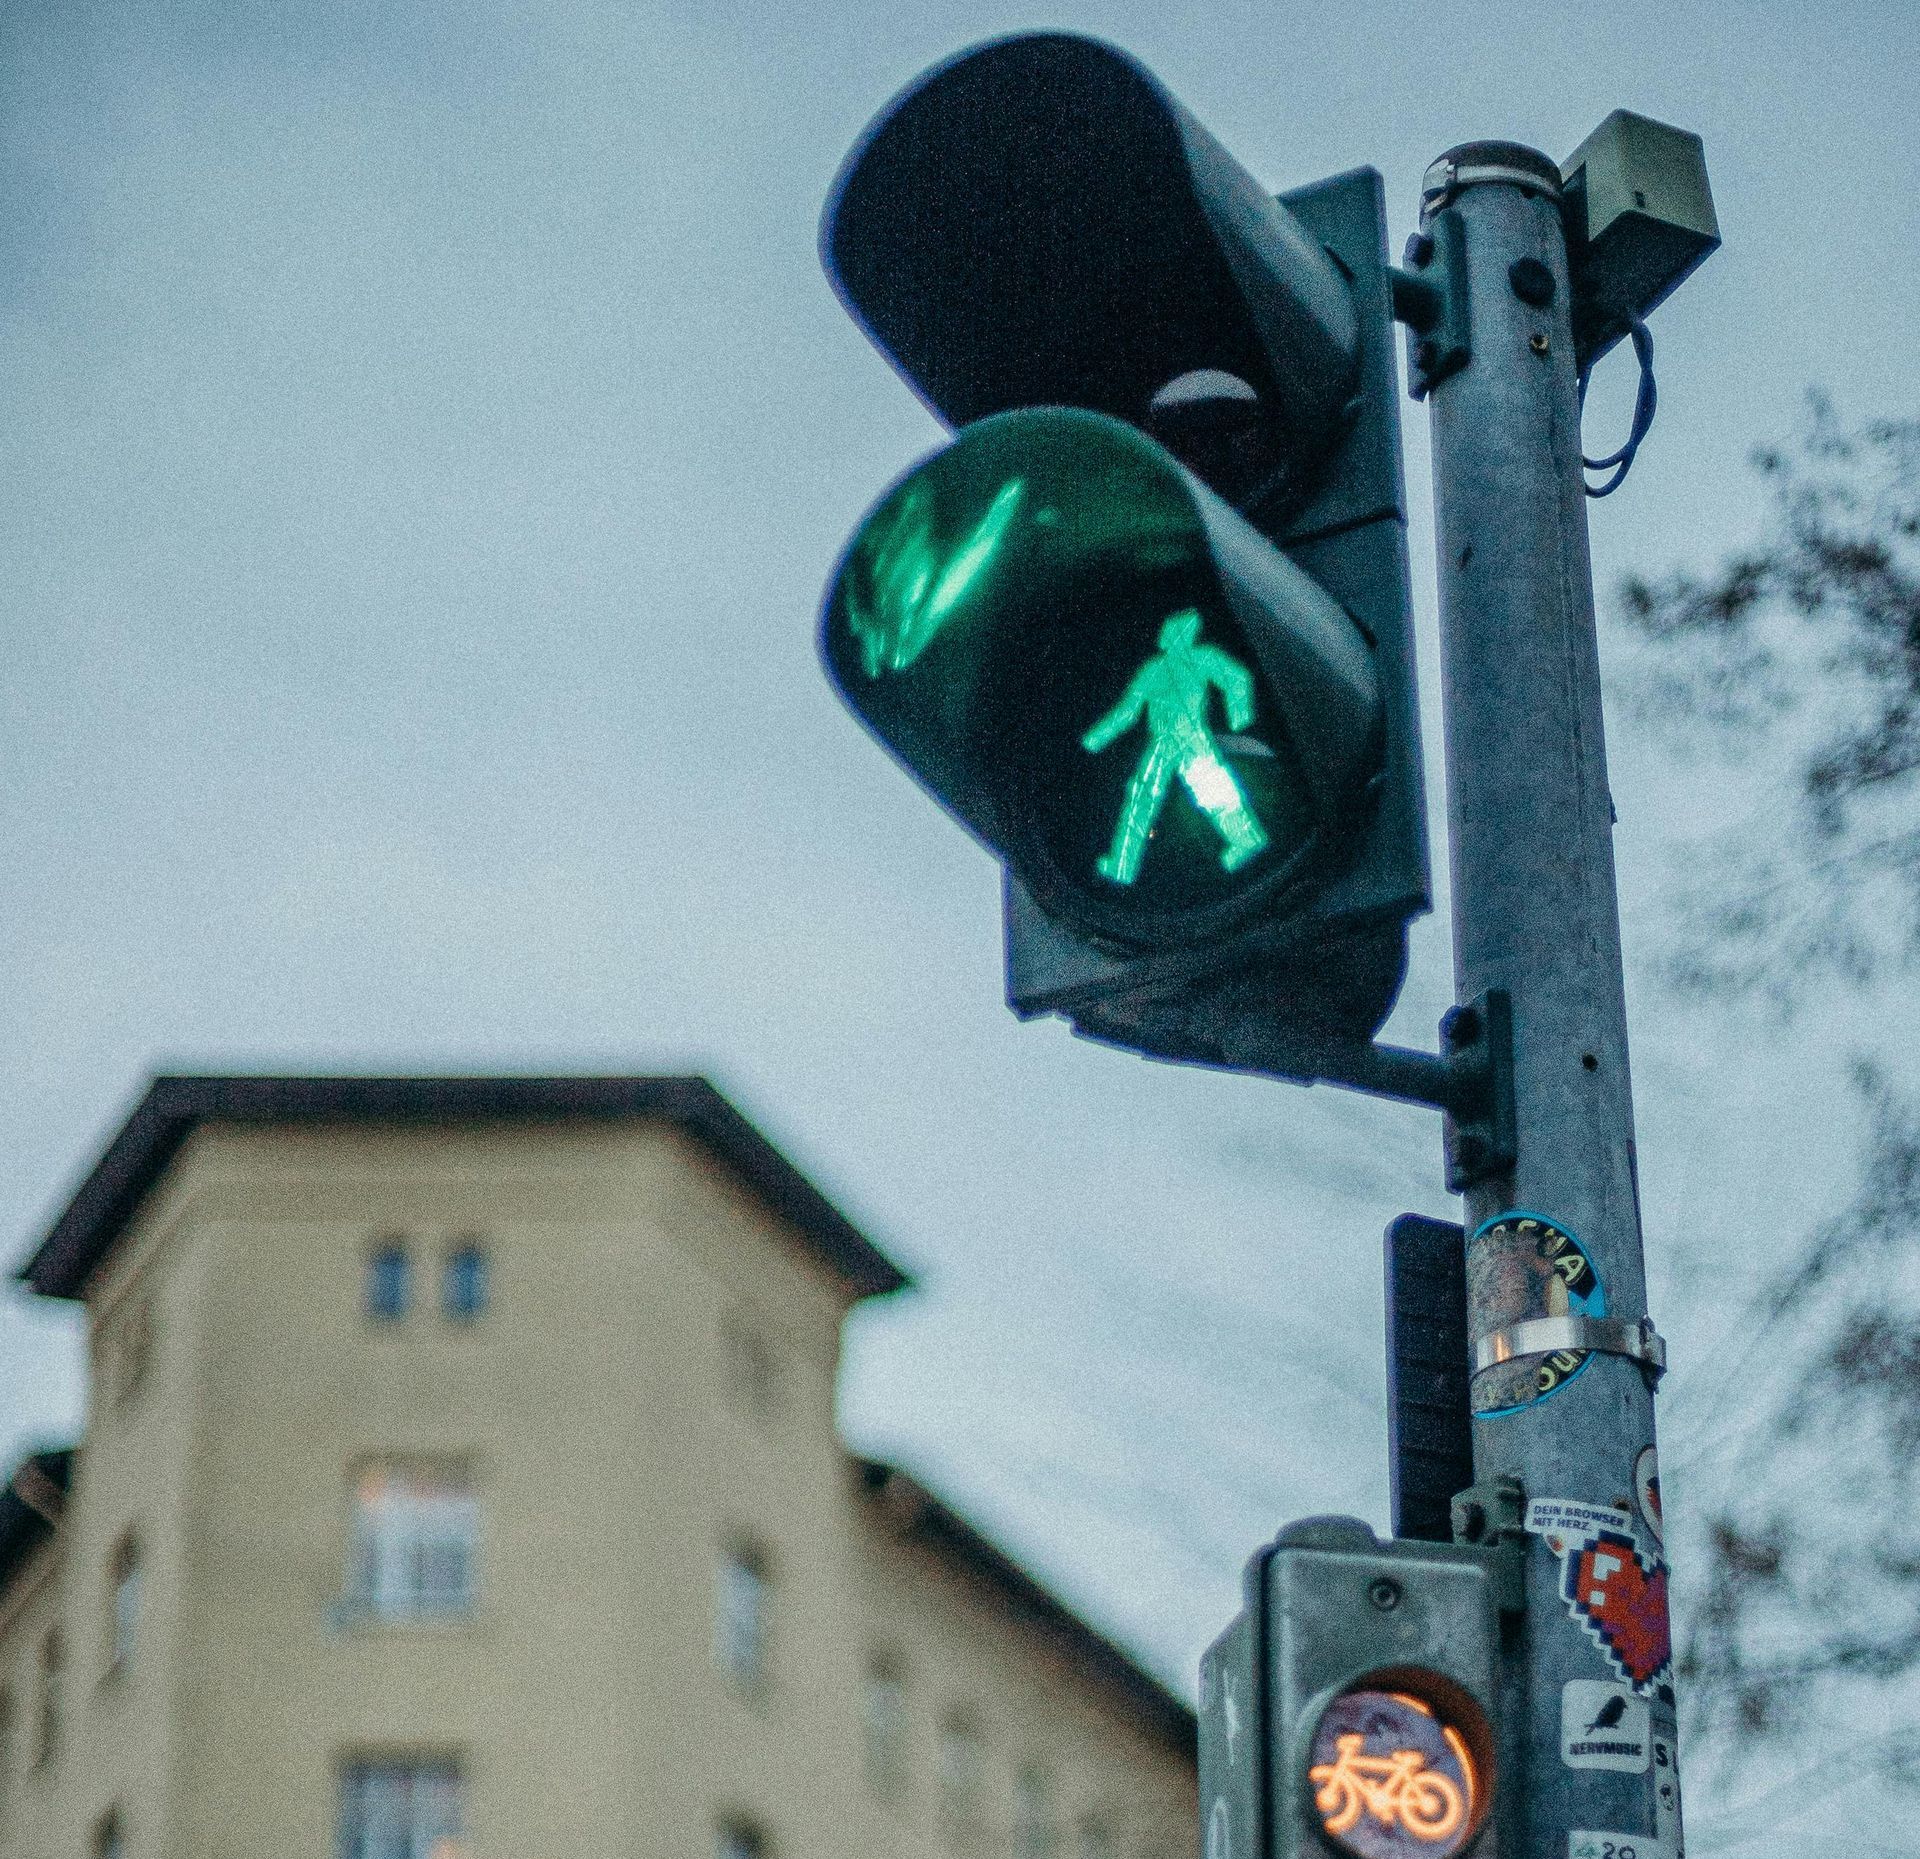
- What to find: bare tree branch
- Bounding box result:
[1619,399,1920,1000]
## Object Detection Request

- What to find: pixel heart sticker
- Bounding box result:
[1562,1529,1672,1696]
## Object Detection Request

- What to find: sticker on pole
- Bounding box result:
[1651,1726,1683,1853]
[1562,1530,1673,1699]
[1525,1498,1632,1555]
[1526,1499,1674,1701]
[1634,1445,1664,1545]
[1467,1212,1606,1416]
[1560,1681,1650,1772]
[1567,1832,1670,1859]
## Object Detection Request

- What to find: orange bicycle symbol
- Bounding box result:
[1309,1733,1466,1843]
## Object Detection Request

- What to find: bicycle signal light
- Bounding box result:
[1200,1518,1512,1859]
[1308,1686,1482,1858]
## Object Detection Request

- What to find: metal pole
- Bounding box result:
[1422,144,1680,1858]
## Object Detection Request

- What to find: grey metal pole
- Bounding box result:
[1422,144,1681,1858]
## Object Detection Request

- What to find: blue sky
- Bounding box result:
[3,3,1917,1849]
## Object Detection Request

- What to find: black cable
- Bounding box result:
[1579,314,1657,497]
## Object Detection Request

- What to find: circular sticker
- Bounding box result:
[1307,1687,1481,1859]
[1635,1445,1663,1545]
[1468,1212,1607,1417]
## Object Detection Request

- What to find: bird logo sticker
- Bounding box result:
[1559,1681,1651,1773]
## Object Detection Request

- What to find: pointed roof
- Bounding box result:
[18,1075,910,1303]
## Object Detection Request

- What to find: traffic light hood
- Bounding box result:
[823,33,1361,508]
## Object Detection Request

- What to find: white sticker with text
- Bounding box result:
[1652,1730,1683,1854]
[1561,1680,1650,1771]
[1526,1498,1634,1547]
[1568,1833,1671,1859]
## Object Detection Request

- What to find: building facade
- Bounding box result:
[0,1077,1196,1859]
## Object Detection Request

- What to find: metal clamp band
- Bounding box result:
[1420,144,1563,224]
[1473,1314,1667,1380]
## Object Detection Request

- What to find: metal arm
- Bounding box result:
[1232,990,1517,1191]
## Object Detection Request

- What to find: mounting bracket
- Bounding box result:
[1448,1474,1529,1613]
[1391,207,1472,400]
[1235,988,1516,1192]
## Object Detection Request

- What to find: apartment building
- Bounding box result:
[0,1077,1196,1859]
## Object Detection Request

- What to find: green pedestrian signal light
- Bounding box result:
[1081,609,1271,889]
[820,31,1429,1067]
[824,408,1384,953]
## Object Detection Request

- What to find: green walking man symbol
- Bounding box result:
[1081,609,1271,886]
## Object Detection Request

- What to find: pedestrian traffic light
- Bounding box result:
[1200,1517,1515,1859]
[821,32,1427,1068]
[824,408,1383,950]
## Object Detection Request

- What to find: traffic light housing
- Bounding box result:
[822,32,1428,1065]
[1201,1517,1516,1859]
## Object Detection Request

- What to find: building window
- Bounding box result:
[34,1629,62,1768]
[93,1807,124,1859]
[365,1241,411,1322]
[862,1654,909,1799]
[107,1533,142,1676]
[715,1543,769,1690]
[717,1819,768,1859]
[338,1758,464,1859]
[1014,1766,1058,1859]
[1075,1816,1114,1859]
[114,1300,154,1407]
[348,1465,477,1619]
[937,1711,985,1843]
[722,1317,781,1418]
[441,1243,488,1321]
[864,1659,906,1797]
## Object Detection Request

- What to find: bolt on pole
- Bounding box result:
[1423,143,1680,1858]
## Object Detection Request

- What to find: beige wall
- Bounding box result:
[0,1147,210,1859]
[847,1512,1195,1859]
[0,1114,1196,1859]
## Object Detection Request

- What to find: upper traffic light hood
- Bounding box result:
[823,32,1361,507]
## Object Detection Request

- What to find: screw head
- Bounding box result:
[1368,1577,1402,1611]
